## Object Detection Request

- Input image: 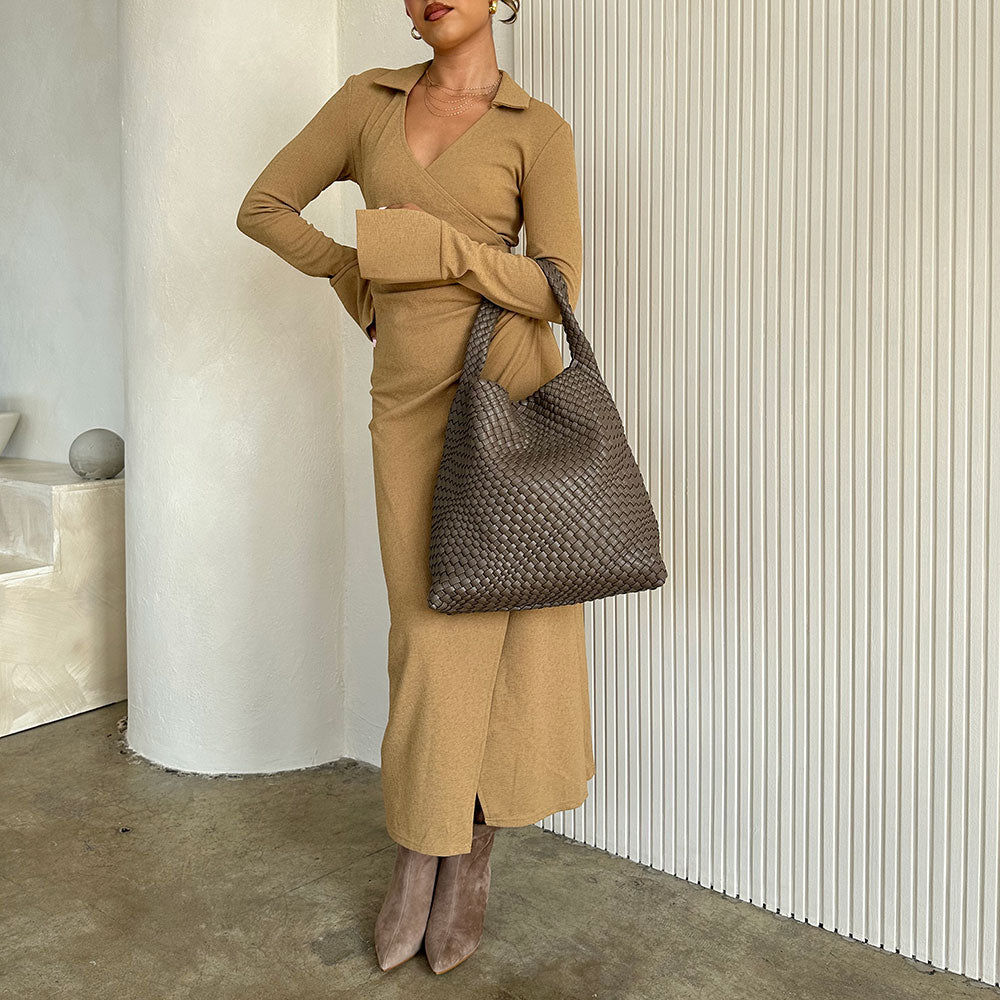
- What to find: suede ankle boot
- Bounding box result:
[374,844,440,971]
[423,821,498,974]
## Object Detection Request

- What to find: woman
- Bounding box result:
[236,0,594,975]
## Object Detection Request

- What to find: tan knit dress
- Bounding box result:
[237,58,595,856]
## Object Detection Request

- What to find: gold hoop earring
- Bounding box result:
[411,24,421,39]
[489,1,497,11]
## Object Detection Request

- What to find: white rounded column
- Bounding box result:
[120,1,350,772]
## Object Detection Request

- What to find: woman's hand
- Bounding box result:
[366,320,377,345]
[379,201,426,213]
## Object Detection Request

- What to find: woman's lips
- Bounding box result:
[425,4,452,21]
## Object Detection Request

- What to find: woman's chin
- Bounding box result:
[422,11,467,38]
[424,25,461,42]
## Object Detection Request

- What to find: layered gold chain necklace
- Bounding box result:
[421,65,502,117]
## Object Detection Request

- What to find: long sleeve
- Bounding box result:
[236,73,376,337]
[354,119,583,322]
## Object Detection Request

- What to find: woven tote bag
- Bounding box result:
[426,257,668,615]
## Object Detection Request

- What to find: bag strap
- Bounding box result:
[460,257,600,384]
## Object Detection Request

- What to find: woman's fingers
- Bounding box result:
[380,201,425,212]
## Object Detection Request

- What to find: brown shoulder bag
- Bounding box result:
[427,257,668,614]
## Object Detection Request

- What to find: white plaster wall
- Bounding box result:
[0,0,124,462]
[121,1,360,772]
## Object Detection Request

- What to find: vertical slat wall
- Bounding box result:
[514,0,999,985]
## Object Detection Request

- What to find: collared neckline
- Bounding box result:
[372,59,531,110]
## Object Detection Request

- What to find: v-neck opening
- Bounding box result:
[398,75,500,174]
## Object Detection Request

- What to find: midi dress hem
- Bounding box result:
[386,762,596,856]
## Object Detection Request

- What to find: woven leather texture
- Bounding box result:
[427,257,668,614]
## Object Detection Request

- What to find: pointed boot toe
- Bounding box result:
[374,843,440,971]
[424,821,498,974]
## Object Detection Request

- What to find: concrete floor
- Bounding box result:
[2,702,996,1000]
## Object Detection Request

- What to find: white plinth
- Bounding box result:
[0,457,126,737]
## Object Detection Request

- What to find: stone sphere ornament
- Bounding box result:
[68,428,125,480]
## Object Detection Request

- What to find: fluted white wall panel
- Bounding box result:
[516,1,999,985]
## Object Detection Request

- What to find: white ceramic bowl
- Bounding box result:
[0,412,21,455]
